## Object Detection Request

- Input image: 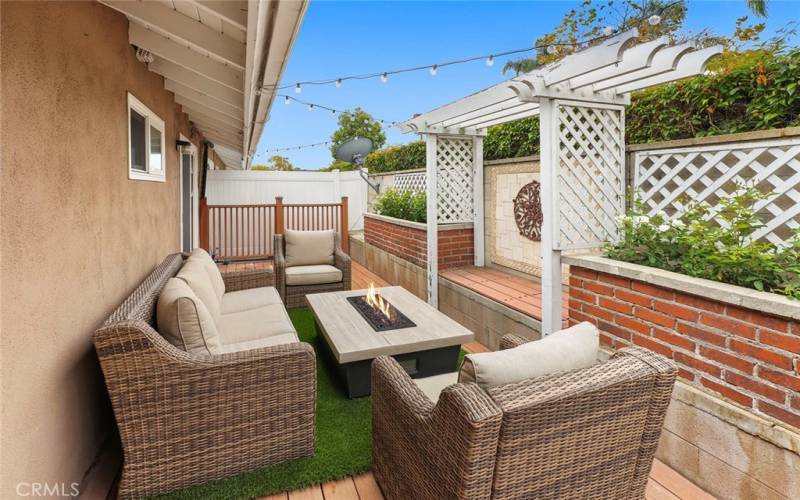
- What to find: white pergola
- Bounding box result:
[400,29,721,335]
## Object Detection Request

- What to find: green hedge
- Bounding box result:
[363,50,799,173]
[373,188,426,223]
[626,48,800,143]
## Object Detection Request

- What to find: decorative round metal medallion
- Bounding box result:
[513,181,543,241]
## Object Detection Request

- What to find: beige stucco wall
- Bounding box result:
[1,2,206,496]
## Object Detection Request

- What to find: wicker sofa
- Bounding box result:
[371,335,677,500]
[274,230,351,308]
[93,252,316,499]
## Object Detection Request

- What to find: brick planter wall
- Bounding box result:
[565,257,800,430]
[364,213,474,270]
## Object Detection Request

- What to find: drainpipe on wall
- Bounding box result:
[199,141,210,252]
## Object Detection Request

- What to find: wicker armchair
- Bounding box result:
[93,254,316,499]
[274,232,351,308]
[372,337,677,500]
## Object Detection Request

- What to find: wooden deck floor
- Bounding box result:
[262,462,714,500]
[440,265,568,322]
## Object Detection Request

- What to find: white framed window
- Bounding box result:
[127,93,165,182]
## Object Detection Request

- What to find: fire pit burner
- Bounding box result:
[347,295,416,332]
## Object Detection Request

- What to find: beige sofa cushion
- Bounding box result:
[157,278,221,355]
[218,303,297,344]
[177,260,221,321]
[188,248,225,301]
[285,265,342,286]
[458,322,599,389]
[413,372,459,403]
[216,332,300,354]
[284,229,334,267]
[221,286,283,314]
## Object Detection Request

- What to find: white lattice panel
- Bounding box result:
[436,137,474,223]
[394,171,427,193]
[634,138,800,247]
[555,102,625,249]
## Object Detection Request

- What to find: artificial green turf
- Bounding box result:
[154,309,373,500]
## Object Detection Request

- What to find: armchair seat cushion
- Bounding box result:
[218,303,297,344]
[217,332,300,354]
[221,286,282,314]
[412,372,459,403]
[285,265,343,286]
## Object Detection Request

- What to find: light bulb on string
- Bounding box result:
[335,78,342,88]
[380,72,388,83]
[486,55,494,67]
[284,95,290,105]
[308,103,314,111]
[429,65,438,76]
[331,109,336,115]
[648,14,661,26]
[546,44,557,55]
[603,26,614,36]
[295,83,302,93]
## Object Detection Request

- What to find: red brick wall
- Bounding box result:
[364,215,474,270]
[569,266,800,429]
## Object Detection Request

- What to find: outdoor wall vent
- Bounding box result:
[135,47,154,64]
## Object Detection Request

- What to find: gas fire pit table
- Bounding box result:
[306,286,474,398]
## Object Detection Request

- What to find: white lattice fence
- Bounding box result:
[633,138,800,247]
[394,171,427,193]
[556,102,625,249]
[436,137,474,223]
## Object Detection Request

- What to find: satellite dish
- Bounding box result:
[335,137,374,166]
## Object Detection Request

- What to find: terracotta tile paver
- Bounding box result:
[440,265,568,321]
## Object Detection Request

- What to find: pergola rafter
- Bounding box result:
[401,28,722,335]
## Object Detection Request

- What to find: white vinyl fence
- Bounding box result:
[632,134,800,247]
[206,169,368,231]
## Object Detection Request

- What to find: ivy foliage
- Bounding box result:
[363,141,425,173]
[627,48,800,143]
[605,186,800,299]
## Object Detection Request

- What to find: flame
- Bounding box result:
[365,282,392,319]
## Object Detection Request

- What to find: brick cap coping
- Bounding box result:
[563,255,800,321]
[365,212,474,231]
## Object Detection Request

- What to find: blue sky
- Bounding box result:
[256,1,799,170]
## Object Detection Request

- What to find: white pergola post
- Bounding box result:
[473,136,485,266]
[538,98,562,335]
[425,133,439,307]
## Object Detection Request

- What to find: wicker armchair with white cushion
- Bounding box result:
[372,322,677,500]
[274,229,351,308]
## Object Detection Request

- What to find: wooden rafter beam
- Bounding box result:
[150,58,243,110]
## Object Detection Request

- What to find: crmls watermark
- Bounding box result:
[15,482,80,497]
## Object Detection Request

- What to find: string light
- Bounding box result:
[277,94,398,125]
[262,140,332,154]
[262,2,681,92]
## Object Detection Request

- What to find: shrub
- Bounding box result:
[373,188,426,223]
[364,141,425,173]
[605,186,800,299]
[484,116,541,160]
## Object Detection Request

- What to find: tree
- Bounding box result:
[329,108,386,162]
[250,155,296,171]
[503,0,687,75]
[745,0,767,17]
